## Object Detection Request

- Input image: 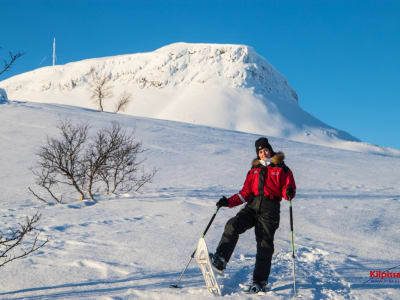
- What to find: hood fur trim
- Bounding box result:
[252,151,285,167]
[252,158,261,167]
[271,152,285,165]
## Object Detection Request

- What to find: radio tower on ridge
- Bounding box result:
[53,38,56,66]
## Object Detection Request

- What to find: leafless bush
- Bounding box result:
[0,212,48,268]
[114,91,132,113]
[88,68,113,112]
[30,120,156,203]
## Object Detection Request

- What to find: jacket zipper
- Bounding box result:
[258,167,266,215]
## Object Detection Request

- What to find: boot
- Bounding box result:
[248,281,268,293]
[209,253,226,274]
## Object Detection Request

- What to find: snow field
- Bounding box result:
[0,101,399,299]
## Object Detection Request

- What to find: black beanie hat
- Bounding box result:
[255,137,274,157]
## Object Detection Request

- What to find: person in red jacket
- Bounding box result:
[210,137,296,293]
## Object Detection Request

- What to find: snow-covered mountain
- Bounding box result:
[1,101,399,299]
[0,42,375,152]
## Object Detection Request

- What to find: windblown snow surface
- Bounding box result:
[2,42,394,154]
[0,100,399,299]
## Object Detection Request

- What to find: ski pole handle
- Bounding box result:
[289,200,294,232]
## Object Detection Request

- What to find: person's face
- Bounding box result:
[258,148,271,161]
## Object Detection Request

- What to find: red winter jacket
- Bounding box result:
[228,152,296,208]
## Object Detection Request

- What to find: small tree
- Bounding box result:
[88,69,113,112]
[114,91,132,113]
[0,212,48,268]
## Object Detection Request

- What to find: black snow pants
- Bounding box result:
[215,198,280,283]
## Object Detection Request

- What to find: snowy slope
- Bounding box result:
[1,42,383,153]
[0,100,399,299]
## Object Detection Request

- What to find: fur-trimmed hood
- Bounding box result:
[252,152,285,167]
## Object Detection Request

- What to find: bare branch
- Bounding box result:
[28,187,50,204]
[30,167,62,203]
[0,51,24,76]
[134,167,158,192]
[0,212,48,268]
[114,91,132,113]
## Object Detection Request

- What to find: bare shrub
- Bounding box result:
[114,91,131,113]
[0,212,48,268]
[30,120,156,203]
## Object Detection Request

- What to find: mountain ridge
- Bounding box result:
[2,42,392,153]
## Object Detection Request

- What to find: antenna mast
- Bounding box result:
[53,37,56,66]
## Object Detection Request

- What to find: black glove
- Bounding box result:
[286,187,295,199]
[216,196,229,208]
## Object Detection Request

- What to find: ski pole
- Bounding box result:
[289,199,297,297]
[170,206,221,288]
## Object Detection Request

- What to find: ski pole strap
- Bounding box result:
[202,207,220,238]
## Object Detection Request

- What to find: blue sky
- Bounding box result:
[1,0,399,149]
